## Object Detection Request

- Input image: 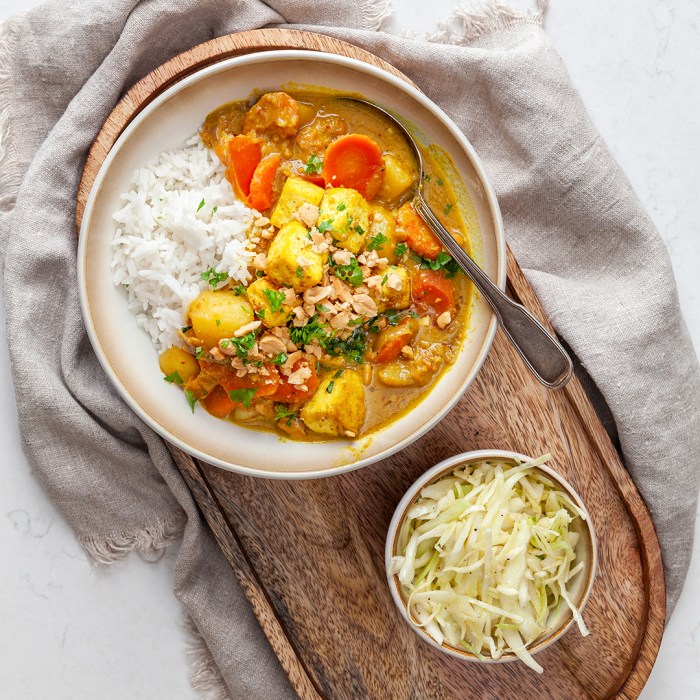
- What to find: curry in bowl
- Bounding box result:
[118,90,473,441]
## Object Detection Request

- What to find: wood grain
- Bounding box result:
[76,28,666,700]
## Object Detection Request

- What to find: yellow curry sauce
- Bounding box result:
[159,91,473,441]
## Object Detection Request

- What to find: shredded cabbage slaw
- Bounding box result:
[389,454,590,673]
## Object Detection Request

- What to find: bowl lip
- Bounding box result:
[77,48,507,480]
[384,449,598,663]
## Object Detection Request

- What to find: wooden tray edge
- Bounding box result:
[75,28,666,699]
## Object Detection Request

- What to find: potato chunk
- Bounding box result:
[379,153,415,203]
[300,370,366,437]
[243,92,301,137]
[246,277,297,327]
[377,342,446,387]
[370,265,411,313]
[317,188,370,253]
[159,346,199,383]
[364,205,400,263]
[188,290,254,350]
[270,176,325,229]
[265,221,324,292]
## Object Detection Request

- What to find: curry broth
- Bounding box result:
[170,90,476,441]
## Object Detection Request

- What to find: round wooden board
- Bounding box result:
[76,28,665,700]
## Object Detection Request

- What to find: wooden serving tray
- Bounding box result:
[76,28,665,700]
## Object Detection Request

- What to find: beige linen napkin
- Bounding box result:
[1,1,698,697]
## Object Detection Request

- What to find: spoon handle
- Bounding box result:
[414,197,573,389]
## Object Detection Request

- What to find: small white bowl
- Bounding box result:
[78,50,506,478]
[385,449,597,664]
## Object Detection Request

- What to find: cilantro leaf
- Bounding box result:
[394,242,408,258]
[181,325,192,333]
[230,331,257,359]
[200,267,228,289]
[444,203,453,215]
[228,387,257,409]
[263,287,286,314]
[411,251,461,278]
[317,219,334,234]
[271,352,288,365]
[185,390,197,413]
[195,346,204,359]
[163,371,183,385]
[333,257,364,287]
[326,381,335,394]
[197,198,206,212]
[303,153,323,175]
[336,203,346,211]
[367,232,388,251]
[274,404,297,426]
[232,285,246,296]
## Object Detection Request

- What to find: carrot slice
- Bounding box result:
[203,385,239,418]
[411,269,456,315]
[323,134,383,199]
[226,135,262,198]
[248,154,283,211]
[396,203,442,260]
[221,367,280,399]
[270,360,319,403]
[374,319,416,364]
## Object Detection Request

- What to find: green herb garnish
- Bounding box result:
[326,381,335,394]
[215,319,221,326]
[230,331,257,359]
[263,288,286,314]
[303,153,323,175]
[444,203,453,215]
[411,251,460,278]
[336,203,346,211]
[197,199,206,212]
[295,266,304,279]
[212,206,218,214]
[195,347,204,359]
[271,352,288,365]
[394,242,408,258]
[232,285,246,296]
[200,267,228,289]
[274,404,297,426]
[367,232,388,251]
[333,257,364,287]
[185,390,197,413]
[317,219,334,234]
[163,371,183,385]
[181,325,192,333]
[228,387,257,409]
[437,177,444,186]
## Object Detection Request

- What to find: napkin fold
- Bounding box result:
[1,1,699,698]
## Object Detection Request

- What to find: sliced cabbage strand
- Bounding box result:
[393,455,589,673]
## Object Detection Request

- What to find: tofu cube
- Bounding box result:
[300,370,366,437]
[270,176,325,229]
[317,188,370,254]
[371,265,411,313]
[364,204,400,262]
[265,221,324,292]
[245,278,298,327]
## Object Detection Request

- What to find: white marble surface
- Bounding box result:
[1,0,698,697]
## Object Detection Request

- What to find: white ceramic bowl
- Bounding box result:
[385,450,597,663]
[78,50,506,478]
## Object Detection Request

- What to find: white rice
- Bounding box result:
[111,135,255,351]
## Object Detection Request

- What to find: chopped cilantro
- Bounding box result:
[228,387,257,409]
[230,331,257,359]
[289,316,329,347]
[444,203,453,215]
[318,219,334,234]
[221,339,230,348]
[437,177,444,186]
[200,267,228,289]
[411,250,461,278]
[212,206,218,214]
[274,404,297,426]
[394,242,408,258]
[333,257,364,287]
[326,381,335,394]
[232,285,246,296]
[295,266,304,279]
[163,371,183,385]
[195,346,204,359]
[256,308,266,319]
[185,390,197,413]
[367,232,388,251]
[354,224,365,235]
[316,304,331,313]
[263,287,286,314]
[271,352,288,365]
[336,203,346,211]
[181,325,192,333]
[381,273,388,286]
[423,174,431,182]
[333,369,344,379]
[256,270,265,278]
[303,153,323,175]
[215,319,221,326]
[326,326,367,365]
[197,198,206,212]
[383,308,404,326]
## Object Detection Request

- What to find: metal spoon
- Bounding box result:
[342,98,573,390]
